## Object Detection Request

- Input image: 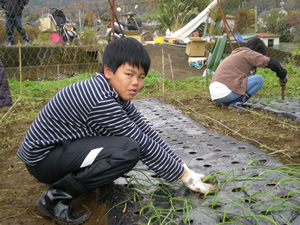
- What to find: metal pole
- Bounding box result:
[225,19,240,47]
[217,0,234,51]
[107,0,124,36]
[112,0,115,40]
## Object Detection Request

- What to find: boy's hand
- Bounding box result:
[181,163,218,194]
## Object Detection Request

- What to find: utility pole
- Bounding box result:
[79,10,82,32]
[255,5,257,33]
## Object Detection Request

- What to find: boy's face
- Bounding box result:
[104,63,146,100]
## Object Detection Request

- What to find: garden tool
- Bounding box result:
[280,77,287,100]
[281,83,285,100]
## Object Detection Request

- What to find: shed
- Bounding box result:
[252,33,280,48]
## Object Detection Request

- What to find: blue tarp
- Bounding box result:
[236,32,245,43]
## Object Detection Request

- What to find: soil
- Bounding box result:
[0,44,299,225]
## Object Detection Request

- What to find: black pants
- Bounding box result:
[26,136,140,191]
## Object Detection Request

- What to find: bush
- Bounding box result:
[79,28,98,45]
[32,33,52,46]
[0,22,39,45]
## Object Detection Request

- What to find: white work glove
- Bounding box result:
[181,163,217,194]
[182,163,206,181]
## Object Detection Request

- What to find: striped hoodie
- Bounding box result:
[17,73,184,182]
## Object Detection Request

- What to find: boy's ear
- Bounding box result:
[103,65,112,80]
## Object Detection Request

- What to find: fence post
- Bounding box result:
[18,41,22,97]
[57,64,60,92]
[161,47,165,103]
[168,54,177,99]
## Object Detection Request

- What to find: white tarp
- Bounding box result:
[170,0,218,39]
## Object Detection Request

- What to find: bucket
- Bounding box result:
[50,34,63,45]
[153,37,164,44]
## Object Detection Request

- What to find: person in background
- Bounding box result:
[209,37,287,109]
[17,38,217,225]
[0,0,30,46]
[0,59,13,108]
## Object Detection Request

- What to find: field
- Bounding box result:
[0,44,299,224]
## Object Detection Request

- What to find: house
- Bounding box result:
[229,32,280,48]
[219,14,235,30]
[258,1,288,29]
[252,33,280,48]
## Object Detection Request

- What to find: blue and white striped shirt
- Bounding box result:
[17,73,184,182]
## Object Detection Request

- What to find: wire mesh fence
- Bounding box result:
[0,44,105,81]
[0,0,299,83]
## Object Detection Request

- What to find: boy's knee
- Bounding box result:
[123,137,140,163]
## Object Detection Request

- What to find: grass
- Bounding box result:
[8,73,93,99]
[138,64,300,101]
[6,63,300,101]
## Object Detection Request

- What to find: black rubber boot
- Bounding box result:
[22,34,30,45]
[37,189,91,225]
[37,174,91,225]
[8,36,13,46]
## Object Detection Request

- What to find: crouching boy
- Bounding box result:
[17,38,217,225]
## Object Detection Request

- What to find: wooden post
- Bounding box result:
[161,48,165,103]
[57,64,60,92]
[168,54,176,99]
[18,41,22,97]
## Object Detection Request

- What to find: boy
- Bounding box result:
[17,38,216,225]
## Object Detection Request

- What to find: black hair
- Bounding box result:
[100,38,151,75]
[244,37,267,56]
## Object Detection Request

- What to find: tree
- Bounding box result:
[288,10,300,43]
[234,8,255,34]
[260,11,289,34]
[84,11,96,27]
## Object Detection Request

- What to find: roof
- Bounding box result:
[225,15,235,19]
[252,33,280,38]
[258,8,287,17]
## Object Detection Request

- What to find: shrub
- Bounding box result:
[79,27,98,45]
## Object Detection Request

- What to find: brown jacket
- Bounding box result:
[210,47,270,95]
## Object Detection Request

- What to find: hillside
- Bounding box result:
[27,0,105,8]
[24,0,158,21]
